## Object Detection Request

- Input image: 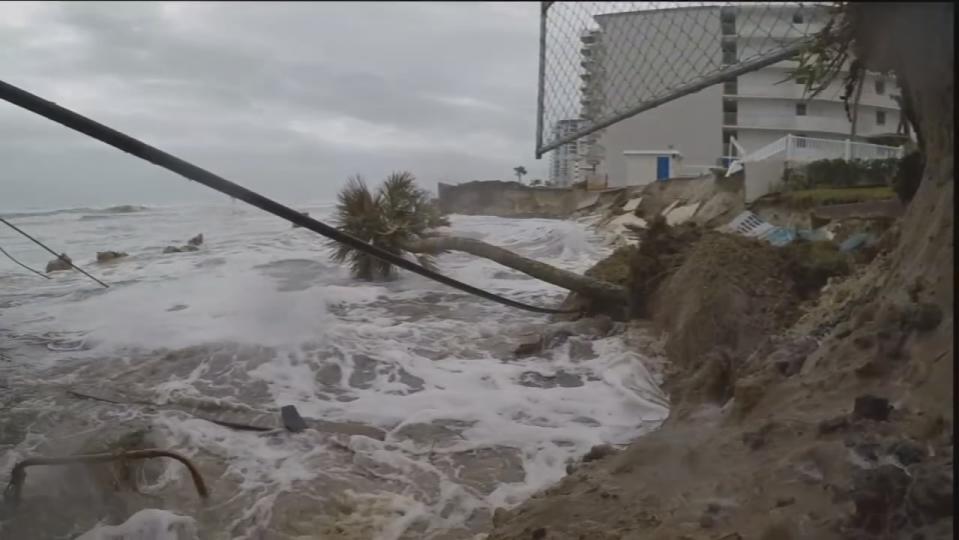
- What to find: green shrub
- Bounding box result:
[782,157,901,191]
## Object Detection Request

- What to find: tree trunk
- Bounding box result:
[405,236,627,304]
[838,0,954,446]
[848,3,953,310]
[849,75,864,148]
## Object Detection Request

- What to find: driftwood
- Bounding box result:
[4,449,208,507]
[67,386,387,441]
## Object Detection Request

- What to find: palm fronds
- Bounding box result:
[328,175,392,280]
[329,171,450,280]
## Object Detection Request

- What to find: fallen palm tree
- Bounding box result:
[0,80,583,315]
[329,172,627,305]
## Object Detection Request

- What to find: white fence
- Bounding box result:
[727,134,903,177]
[784,135,904,163]
[733,134,905,203]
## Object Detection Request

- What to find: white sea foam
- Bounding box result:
[0,203,668,538]
[76,509,198,540]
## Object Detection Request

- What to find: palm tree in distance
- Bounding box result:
[328,171,625,303]
[513,166,528,183]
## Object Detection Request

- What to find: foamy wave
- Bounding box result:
[76,509,197,540]
[1,204,150,220]
[0,207,666,539]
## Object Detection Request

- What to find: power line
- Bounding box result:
[0,244,50,280]
[0,79,575,314]
[0,217,109,288]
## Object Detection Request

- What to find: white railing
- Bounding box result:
[749,137,790,162]
[784,134,904,162]
[725,134,903,177]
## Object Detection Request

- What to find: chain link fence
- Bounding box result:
[536,2,831,159]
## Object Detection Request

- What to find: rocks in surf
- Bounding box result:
[45,253,72,273]
[96,251,128,263]
[164,233,204,254]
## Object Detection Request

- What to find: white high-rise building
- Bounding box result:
[549,119,585,186]
[579,3,903,187]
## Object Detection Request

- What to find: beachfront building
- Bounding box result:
[548,119,587,187]
[579,3,902,187]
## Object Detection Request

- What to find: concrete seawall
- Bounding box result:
[437,181,626,219]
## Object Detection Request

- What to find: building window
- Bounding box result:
[875,78,886,95]
[795,103,807,116]
[795,75,807,85]
[876,110,886,126]
[793,11,804,24]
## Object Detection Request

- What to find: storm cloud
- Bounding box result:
[0,2,545,209]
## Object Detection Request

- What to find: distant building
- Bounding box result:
[549,119,586,187]
[579,3,903,187]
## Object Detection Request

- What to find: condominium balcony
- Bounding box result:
[727,113,856,134]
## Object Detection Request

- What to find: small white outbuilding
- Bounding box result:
[619,150,683,187]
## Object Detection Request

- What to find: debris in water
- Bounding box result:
[281,404,308,432]
[67,385,388,440]
[4,448,209,507]
[852,395,892,422]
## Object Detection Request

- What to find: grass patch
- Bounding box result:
[767,186,896,208]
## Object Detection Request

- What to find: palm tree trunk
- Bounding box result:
[404,236,627,303]
[849,76,864,150]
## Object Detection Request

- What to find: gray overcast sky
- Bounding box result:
[0,1,546,210]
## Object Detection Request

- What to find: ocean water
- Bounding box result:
[0,202,668,539]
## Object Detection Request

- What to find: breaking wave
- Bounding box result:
[0,203,667,539]
[1,204,150,220]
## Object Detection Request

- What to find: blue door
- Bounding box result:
[656,156,670,180]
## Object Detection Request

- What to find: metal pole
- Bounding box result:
[0,244,51,280]
[0,79,573,314]
[534,1,549,159]
[5,449,209,506]
[849,76,864,159]
[0,217,108,288]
